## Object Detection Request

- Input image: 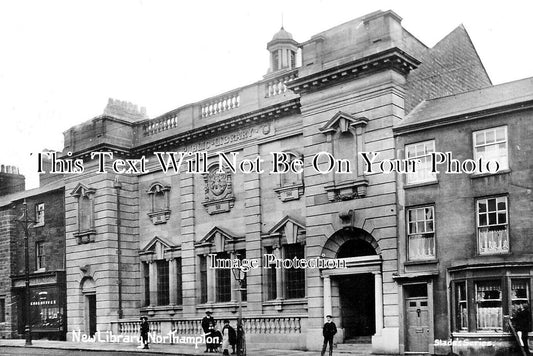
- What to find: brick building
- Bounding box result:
[394,78,533,355]
[0,173,66,340]
[57,9,494,353]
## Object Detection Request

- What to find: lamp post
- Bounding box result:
[231,255,246,356]
[14,199,35,346]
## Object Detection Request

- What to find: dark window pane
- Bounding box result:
[157,260,169,305]
[285,244,305,299]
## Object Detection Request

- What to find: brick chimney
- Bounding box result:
[0,164,25,196]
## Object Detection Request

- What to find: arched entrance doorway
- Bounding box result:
[321,227,383,343]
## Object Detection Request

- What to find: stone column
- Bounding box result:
[374,271,383,333]
[323,275,332,319]
[169,258,177,305]
[149,261,157,306]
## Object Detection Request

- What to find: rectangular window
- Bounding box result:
[36,241,45,270]
[475,280,502,330]
[79,196,93,231]
[200,256,207,304]
[236,250,247,302]
[216,253,231,303]
[511,279,529,311]
[473,126,508,170]
[284,244,305,299]
[35,203,45,226]
[156,260,169,305]
[477,197,509,254]
[176,258,182,306]
[407,206,435,260]
[0,298,5,323]
[143,263,150,307]
[455,282,468,331]
[265,246,277,300]
[405,140,436,184]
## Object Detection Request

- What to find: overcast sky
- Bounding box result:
[1,0,532,189]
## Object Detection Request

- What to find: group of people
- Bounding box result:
[201,311,237,355]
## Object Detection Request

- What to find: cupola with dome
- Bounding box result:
[267,26,299,74]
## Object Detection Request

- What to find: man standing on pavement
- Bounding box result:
[139,316,150,350]
[321,314,337,356]
[202,311,215,352]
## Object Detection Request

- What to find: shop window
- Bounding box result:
[405,140,436,184]
[473,126,508,171]
[156,260,169,306]
[455,282,468,331]
[36,241,45,270]
[285,244,305,299]
[477,196,508,254]
[407,206,435,260]
[475,280,502,330]
[35,203,45,226]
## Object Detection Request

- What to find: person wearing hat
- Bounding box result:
[321,315,337,356]
[201,311,215,352]
[139,316,150,350]
[221,319,237,355]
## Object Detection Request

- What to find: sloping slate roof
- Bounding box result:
[0,180,64,208]
[399,77,533,128]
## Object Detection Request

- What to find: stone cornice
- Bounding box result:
[135,98,301,155]
[288,47,420,95]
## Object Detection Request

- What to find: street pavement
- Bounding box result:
[0,339,374,356]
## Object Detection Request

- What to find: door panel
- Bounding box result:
[406,298,429,352]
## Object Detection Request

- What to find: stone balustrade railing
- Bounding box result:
[142,113,179,137]
[201,92,240,118]
[265,72,298,97]
[112,315,302,337]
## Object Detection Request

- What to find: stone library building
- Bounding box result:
[1,8,531,356]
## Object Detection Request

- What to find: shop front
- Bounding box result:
[12,271,66,340]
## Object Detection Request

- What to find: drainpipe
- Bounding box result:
[114,177,123,319]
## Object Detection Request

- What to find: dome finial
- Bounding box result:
[281,13,284,29]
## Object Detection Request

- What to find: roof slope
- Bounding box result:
[399,77,533,129]
[404,25,492,113]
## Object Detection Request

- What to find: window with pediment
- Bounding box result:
[139,237,182,308]
[70,184,96,244]
[263,216,306,305]
[202,164,235,215]
[147,182,171,225]
[319,111,369,201]
[196,227,246,305]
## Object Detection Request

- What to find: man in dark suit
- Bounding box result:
[201,311,215,352]
[321,315,337,356]
[139,316,150,349]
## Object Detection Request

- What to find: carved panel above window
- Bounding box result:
[319,111,369,202]
[147,182,171,225]
[273,151,304,202]
[202,164,235,215]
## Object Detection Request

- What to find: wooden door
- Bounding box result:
[406,298,430,352]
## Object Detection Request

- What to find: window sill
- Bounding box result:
[404,259,438,266]
[74,229,96,244]
[403,180,439,189]
[452,331,509,337]
[470,169,511,179]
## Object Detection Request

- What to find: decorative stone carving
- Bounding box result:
[71,183,97,245]
[273,152,304,202]
[147,182,171,225]
[202,165,235,214]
